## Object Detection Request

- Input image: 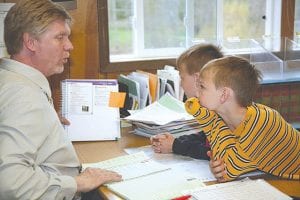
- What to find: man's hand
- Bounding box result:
[76,168,122,193]
[207,151,227,182]
[150,133,175,153]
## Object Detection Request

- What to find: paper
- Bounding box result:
[125,145,216,182]
[125,145,264,182]
[192,178,292,200]
[136,70,158,101]
[109,92,126,108]
[157,65,183,101]
[127,72,151,109]
[108,169,205,200]
[82,152,170,181]
[124,93,193,125]
[61,79,121,141]
[118,75,140,109]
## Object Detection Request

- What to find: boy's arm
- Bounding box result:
[185,98,257,180]
[173,132,210,160]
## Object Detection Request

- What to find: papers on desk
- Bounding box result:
[124,93,192,125]
[125,145,216,182]
[83,151,205,200]
[108,169,205,200]
[125,145,264,182]
[82,152,169,181]
[124,93,199,138]
[191,178,292,200]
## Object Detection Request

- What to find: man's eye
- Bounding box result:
[56,35,64,40]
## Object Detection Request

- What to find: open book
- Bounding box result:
[82,152,205,200]
[82,152,169,181]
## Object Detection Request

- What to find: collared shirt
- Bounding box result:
[0,58,81,200]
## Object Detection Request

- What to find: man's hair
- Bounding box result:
[4,0,72,55]
[201,56,262,107]
[176,44,223,75]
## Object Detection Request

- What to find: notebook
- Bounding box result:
[61,79,121,141]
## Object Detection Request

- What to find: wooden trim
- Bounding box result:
[281,0,295,39]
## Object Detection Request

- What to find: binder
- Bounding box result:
[61,79,121,141]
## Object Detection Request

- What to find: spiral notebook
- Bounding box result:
[61,79,121,141]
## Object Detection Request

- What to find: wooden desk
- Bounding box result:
[73,127,300,199]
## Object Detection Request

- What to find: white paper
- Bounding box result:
[62,79,121,141]
[108,169,205,200]
[82,152,170,181]
[124,93,193,125]
[192,178,292,200]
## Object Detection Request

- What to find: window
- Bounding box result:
[99,0,283,72]
[295,0,300,41]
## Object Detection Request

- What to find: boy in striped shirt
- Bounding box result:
[185,56,299,181]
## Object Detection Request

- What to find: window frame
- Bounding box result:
[98,0,295,73]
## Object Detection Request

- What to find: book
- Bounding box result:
[82,151,170,181]
[61,79,121,141]
[83,152,205,200]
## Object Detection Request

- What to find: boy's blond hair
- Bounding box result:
[201,56,262,107]
[4,0,72,55]
[176,44,223,75]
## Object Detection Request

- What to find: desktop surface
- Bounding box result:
[72,126,300,199]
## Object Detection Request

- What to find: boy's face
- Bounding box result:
[196,70,223,110]
[179,64,198,98]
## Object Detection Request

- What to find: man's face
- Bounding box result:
[33,19,73,77]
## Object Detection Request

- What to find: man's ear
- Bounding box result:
[220,87,231,104]
[23,32,37,52]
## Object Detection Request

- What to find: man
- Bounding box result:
[0,0,121,199]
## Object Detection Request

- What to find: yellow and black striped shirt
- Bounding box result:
[185,97,300,180]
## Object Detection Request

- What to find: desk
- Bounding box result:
[73,127,300,199]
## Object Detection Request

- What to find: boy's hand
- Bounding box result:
[207,151,227,182]
[150,133,174,153]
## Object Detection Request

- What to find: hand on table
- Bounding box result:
[76,168,122,193]
[207,151,227,182]
[150,133,175,153]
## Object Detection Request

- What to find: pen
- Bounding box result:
[171,194,192,200]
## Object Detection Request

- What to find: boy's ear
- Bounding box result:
[23,32,37,52]
[220,87,231,103]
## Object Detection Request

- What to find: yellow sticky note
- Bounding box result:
[109,92,126,108]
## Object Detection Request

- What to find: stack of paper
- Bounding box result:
[123,93,200,137]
